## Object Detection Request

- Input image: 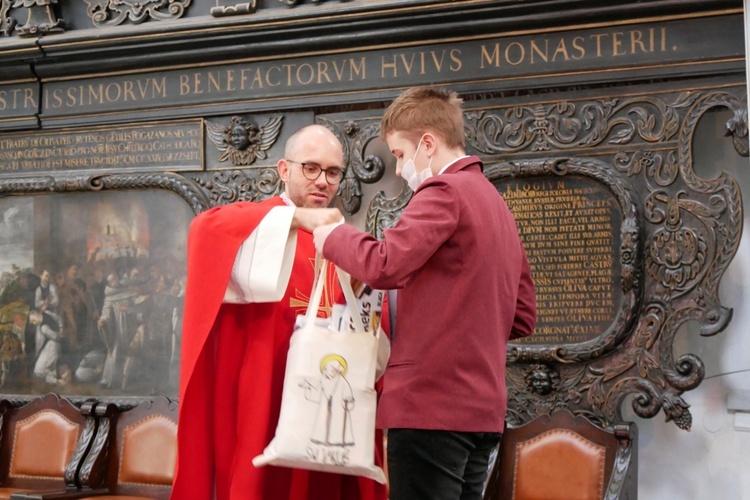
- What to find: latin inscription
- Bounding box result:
[38,15,743,117]
[0,83,39,121]
[0,15,741,123]
[43,26,674,113]
[0,121,201,174]
[0,86,37,112]
[501,178,622,344]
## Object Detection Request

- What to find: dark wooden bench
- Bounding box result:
[9,397,177,500]
[0,393,99,500]
[74,397,177,500]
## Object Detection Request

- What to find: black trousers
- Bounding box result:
[387,428,502,500]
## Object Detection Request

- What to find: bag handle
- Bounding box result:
[335,267,366,334]
[304,257,366,334]
[305,258,328,325]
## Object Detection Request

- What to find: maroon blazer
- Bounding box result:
[324,155,536,433]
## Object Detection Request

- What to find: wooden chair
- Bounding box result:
[484,410,638,500]
[0,394,98,500]
[73,397,178,500]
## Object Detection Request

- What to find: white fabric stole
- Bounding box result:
[223,206,297,304]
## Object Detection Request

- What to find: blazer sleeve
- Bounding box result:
[323,181,459,290]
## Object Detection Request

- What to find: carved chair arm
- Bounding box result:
[603,422,637,500]
[78,403,118,490]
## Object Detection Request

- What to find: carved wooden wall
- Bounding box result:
[0,0,745,426]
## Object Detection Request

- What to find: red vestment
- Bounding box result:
[172,197,387,500]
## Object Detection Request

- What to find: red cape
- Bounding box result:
[172,197,386,500]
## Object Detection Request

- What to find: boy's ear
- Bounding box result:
[423,132,438,155]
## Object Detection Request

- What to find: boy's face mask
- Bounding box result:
[400,136,433,192]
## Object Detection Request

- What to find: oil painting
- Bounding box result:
[0,190,192,398]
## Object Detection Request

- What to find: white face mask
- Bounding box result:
[400,137,433,192]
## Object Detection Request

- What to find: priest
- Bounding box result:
[171,125,387,500]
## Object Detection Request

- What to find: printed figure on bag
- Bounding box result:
[300,353,356,464]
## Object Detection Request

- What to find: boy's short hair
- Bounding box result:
[380,86,465,149]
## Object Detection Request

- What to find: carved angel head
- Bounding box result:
[525,364,559,395]
[207,115,283,167]
[226,117,260,151]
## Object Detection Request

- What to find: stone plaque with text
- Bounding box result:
[0,120,202,175]
[500,177,623,344]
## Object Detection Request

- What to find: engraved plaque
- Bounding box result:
[500,177,623,344]
[0,120,202,175]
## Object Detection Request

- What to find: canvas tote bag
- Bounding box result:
[252,259,387,484]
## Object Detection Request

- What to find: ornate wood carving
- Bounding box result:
[206,115,284,167]
[604,423,636,500]
[0,172,211,215]
[465,93,701,154]
[10,0,63,36]
[210,0,257,17]
[725,106,749,157]
[278,0,324,6]
[64,399,98,486]
[0,0,14,36]
[77,401,117,488]
[84,0,191,27]
[365,186,412,240]
[318,117,387,215]
[516,90,741,431]
[192,168,282,206]
[0,399,10,447]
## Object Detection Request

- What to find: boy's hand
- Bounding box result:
[292,208,343,232]
[313,223,341,253]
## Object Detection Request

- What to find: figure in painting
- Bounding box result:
[97,272,137,390]
[28,309,68,385]
[0,267,38,307]
[0,301,27,388]
[145,274,177,391]
[75,349,105,384]
[90,268,107,318]
[35,269,59,315]
[59,263,93,350]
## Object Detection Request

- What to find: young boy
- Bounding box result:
[313,86,537,500]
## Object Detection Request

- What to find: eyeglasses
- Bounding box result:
[286,160,344,185]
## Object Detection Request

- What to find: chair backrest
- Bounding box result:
[484,410,638,500]
[81,397,177,500]
[0,393,96,493]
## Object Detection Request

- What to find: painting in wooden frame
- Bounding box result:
[0,188,193,400]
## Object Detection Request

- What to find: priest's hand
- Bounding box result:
[292,208,342,232]
[313,223,341,253]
